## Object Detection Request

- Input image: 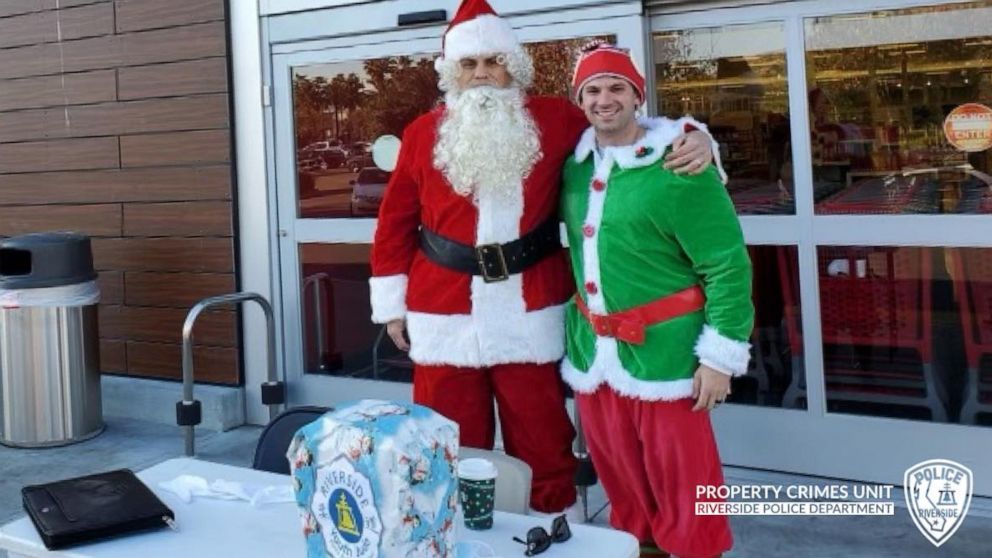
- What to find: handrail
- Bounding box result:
[179,292,283,456]
[302,273,330,371]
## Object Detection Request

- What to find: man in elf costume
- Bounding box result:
[560,44,753,557]
[369,0,721,516]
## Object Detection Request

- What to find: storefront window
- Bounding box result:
[654,23,793,215]
[740,245,805,409]
[290,35,614,219]
[292,55,435,219]
[806,2,992,214]
[813,245,991,426]
[299,243,413,381]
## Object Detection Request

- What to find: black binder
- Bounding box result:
[21,469,175,550]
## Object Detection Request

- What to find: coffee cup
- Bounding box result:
[458,458,498,530]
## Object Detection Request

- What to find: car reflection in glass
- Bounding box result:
[298,141,348,170]
[350,167,392,217]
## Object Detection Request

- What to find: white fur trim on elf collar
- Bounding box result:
[443,14,519,62]
[611,117,683,169]
[694,324,751,377]
[572,116,728,183]
[573,125,598,163]
[406,304,565,367]
[573,116,679,165]
[369,274,407,323]
[561,337,695,402]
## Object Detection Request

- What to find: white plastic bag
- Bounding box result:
[0,280,99,309]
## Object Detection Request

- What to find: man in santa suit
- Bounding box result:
[369,0,721,516]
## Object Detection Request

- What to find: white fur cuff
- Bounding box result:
[694,324,751,377]
[369,274,408,323]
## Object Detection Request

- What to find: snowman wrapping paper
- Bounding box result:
[287,400,460,558]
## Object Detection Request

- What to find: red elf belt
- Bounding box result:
[574,285,705,345]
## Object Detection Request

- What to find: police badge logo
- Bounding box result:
[312,458,382,557]
[904,459,973,547]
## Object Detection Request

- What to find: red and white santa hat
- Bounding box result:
[572,42,646,103]
[440,0,520,62]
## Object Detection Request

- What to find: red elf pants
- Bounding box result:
[576,386,732,558]
[413,362,578,513]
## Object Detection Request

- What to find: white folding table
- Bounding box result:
[0,458,637,558]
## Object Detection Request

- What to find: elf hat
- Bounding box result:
[440,0,520,62]
[572,42,646,103]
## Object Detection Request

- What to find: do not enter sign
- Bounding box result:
[943,103,992,152]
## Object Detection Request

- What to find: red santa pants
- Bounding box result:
[576,386,732,558]
[413,362,578,513]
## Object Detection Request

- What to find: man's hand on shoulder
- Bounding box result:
[664,130,713,175]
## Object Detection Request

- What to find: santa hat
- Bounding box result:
[440,0,520,62]
[572,42,646,103]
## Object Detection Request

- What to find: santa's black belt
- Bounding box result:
[418,218,561,283]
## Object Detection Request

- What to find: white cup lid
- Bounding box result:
[458,458,498,481]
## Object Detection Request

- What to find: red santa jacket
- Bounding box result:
[369,96,709,367]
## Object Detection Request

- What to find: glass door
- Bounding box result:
[269,10,646,409]
[651,0,992,495]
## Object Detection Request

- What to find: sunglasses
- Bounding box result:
[512,514,572,556]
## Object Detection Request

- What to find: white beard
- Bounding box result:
[433,86,542,201]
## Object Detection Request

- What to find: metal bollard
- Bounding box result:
[178,292,284,456]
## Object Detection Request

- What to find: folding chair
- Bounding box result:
[252,406,330,475]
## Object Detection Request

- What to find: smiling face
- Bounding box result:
[456,55,512,90]
[579,75,641,137]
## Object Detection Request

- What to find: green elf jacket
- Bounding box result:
[561,117,754,401]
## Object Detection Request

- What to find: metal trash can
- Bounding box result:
[0,232,103,447]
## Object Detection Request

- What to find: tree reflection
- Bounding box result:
[292,35,617,151]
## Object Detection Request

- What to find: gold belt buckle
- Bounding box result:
[476,243,509,283]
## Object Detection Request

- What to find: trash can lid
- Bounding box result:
[0,232,98,289]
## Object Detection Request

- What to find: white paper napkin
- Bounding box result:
[158,475,295,507]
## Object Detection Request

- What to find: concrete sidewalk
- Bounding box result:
[1,416,989,557]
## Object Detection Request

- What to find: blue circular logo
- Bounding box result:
[327,488,364,543]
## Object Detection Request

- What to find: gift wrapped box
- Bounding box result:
[288,400,459,557]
